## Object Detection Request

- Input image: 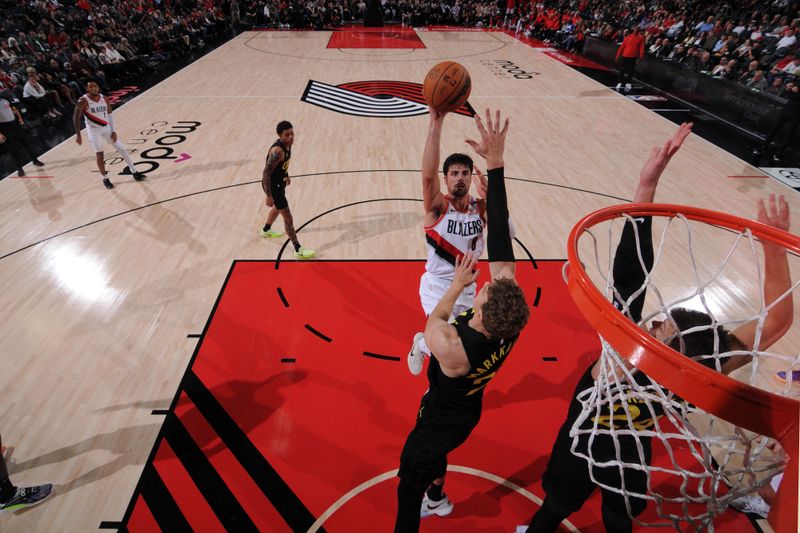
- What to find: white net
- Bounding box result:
[568,212,800,530]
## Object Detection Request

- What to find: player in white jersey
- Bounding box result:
[72,79,145,189]
[407,106,488,376]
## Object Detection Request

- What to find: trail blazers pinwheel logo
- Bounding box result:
[301,80,475,118]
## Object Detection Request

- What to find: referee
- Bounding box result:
[0,90,44,177]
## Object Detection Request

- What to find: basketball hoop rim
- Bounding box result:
[566,203,800,441]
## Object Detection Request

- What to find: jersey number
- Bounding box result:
[466,372,495,396]
[593,403,655,431]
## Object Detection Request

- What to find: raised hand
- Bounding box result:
[757,194,790,232]
[465,108,509,169]
[639,121,692,187]
[454,252,480,288]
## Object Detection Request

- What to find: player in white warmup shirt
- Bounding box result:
[407,106,489,376]
[73,79,145,189]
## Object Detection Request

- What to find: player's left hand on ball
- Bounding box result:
[454,252,479,287]
[111,131,117,142]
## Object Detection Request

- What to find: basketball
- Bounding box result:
[423,61,472,113]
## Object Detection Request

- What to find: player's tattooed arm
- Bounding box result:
[261,147,284,194]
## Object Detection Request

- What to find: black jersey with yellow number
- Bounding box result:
[570,364,665,437]
[424,309,519,424]
[269,140,291,189]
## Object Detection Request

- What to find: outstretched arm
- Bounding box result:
[724,195,793,372]
[613,122,693,322]
[466,108,514,281]
[595,123,693,379]
[422,107,448,219]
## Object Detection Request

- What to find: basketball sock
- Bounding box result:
[418,337,431,357]
[426,482,443,501]
[112,140,136,173]
[0,477,15,502]
[263,223,271,232]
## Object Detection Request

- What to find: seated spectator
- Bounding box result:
[667,44,686,61]
[22,68,61,119]
[740,59,761,81]
[695,16,714,36]
[735,39,753,58]
[682,47,702,69]
[0,41,17,60]
[724,58,740,79]
[656,38,671,58]
[648,37,665,55]
[44,58,78,105]
[666,17,685,39]
[733,20,748,36]
[768,77,786,97]
[746,70,768,91]
[99,42,125,65]
[777,50,797,68]
[783,58,800,75]
[711,57,731,77]
[777,28,797,51]
[698,50,712,72]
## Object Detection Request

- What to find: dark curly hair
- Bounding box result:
[442,153,473,175]
[667,308,734,369]
[481,278,530,338]
[276,120,293,135]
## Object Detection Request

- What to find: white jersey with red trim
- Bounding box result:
[424,195,485,280]
[82,93,110,129]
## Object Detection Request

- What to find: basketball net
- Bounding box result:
[566,209,800,531]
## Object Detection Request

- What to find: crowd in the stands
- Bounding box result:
[244,0,800,98]
[3,0,799,124]
[507,0,800,98]
[0,0,234,125]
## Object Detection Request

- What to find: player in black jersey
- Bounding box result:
[520,123,793,533]
[394,109,530,533]
[260,120,315,259]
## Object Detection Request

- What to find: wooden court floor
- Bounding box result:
[0,29,798,531]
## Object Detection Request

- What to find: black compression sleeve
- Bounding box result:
[612,217,653,323]
[486,167,514,262]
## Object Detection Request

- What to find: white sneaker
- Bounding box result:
[615,83,621,90]
[625,83,632,91]
[421,493,453,517]
[515,527,529,533]
[407,332,425,376]
[729,493,770,518]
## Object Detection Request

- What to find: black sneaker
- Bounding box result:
[32,159,44,167]
[132,172,146,181]
[103,178,114,189]
[752,147,763,155]
[17,168,25,177]
[773,154,782,163]
[0,484,53,513]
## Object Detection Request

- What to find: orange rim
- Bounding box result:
[566,203,799,532]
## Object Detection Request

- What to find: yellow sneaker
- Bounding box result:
[260,229,283,238]
[295,247,316,259]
